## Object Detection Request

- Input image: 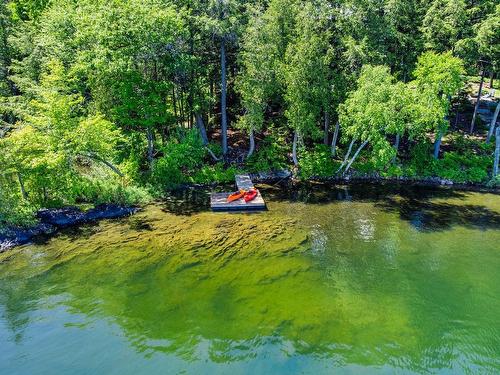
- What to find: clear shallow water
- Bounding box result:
[1,184,500,374]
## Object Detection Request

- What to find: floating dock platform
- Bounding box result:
[211,174,266,211]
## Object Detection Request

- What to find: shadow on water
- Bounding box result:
[262,181,500,232]
[154,181,500,232]
[376,197,500,232]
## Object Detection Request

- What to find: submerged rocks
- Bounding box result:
[1,204,138,252]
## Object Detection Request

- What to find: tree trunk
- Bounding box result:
[80,153,124,177]
[494,126,500,177]
[247,128,255,159]
[17,173,27,200]
[337,138,356,173]
[146,127,154,170]
[196,112,209,145]
[323,111,330,145]
[392,134,400,163]
[433,130,442,159]
[470,67,486,133]
[486,101,500,144]
[292,130,299,166]
[172,86,178,125]
[344,140,369,175]
[331,121,340,157]
[220,37,228,156]
[209,79,214,125]
[490,71,494,89]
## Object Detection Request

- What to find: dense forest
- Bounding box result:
[0,0,499,227]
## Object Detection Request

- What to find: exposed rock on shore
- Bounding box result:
[1,204,138,252]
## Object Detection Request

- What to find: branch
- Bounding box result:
[206,147,221,162]
[78,152,124,177]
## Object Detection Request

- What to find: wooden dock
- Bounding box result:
[210,174,266,211]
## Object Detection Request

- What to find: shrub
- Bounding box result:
[74,177,152,206]
[432,152,490,183]
[246,127,289,173]
[299,144,337,179]
[0,193,37,230]
[152,130,206,188]
[192,163,238,185]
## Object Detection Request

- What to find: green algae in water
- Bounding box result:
[1,184,500,374]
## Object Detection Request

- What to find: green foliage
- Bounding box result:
[476,4,500,70]
[407,141,491,183]
[1,0,499,229]
[192,163,238,185]
[283,1,333,140]
[0,185,37,229]
[8,0,50,21]
[431,152,490,183]
[151,130,238,188]
[236,2,288,134]
[73,177,151,206]
[152,130,206,188]
[422,0,467,53]
[245,129,289,173]
[298,145,338,179]
[410,51,465,137]
[152,130,238,187]
[339,65,405,166]
[413,52,465,99]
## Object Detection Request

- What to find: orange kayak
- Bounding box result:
[244,189,258,203]
[227,189,246,203]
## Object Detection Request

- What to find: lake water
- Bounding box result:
[1,184,499,374]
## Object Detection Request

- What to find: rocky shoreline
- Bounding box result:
[1,171,499,252]
[0,204,139,252]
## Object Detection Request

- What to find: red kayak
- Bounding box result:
[244,189,258,203]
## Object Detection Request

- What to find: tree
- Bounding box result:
[477,5,500,81]
[205,0,244,157]
[283,1,334,166]
[0,1,11,97]
[385,0,427,81]
[1,60,123,205]
[412,51,465,158]
[422,0,467,53]
[338,65,406,173]
[8,0,50,21]
[236,0,298,158]
[71,0,184,171]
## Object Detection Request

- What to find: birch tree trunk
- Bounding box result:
[323,111,330,145]
[331,121,340,157]
[337,138,356,173]
[220,37,228,156]
[343,140,369,175]
[494,126,500,177]
[486,101,500,144]
[433,131,442,159]
[247,128,255,159]
[17,173,27,200]
[292,130,299,166]
[470,68,486,133]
